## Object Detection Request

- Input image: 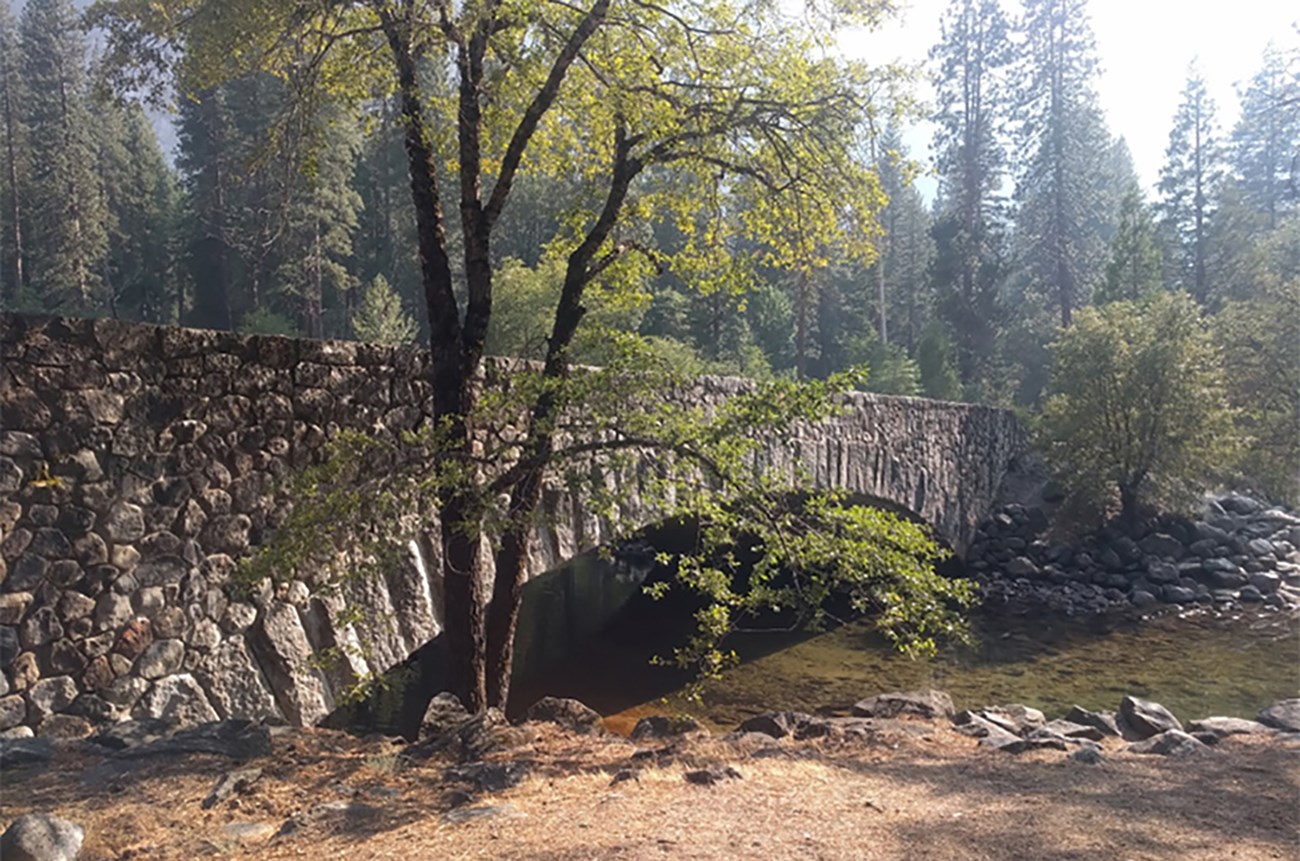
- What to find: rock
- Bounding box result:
[1248,571,1281,594]
[1126,729,1208,756]
[684,765,743,785]
[19,608,63,650]
[135,674,219,726]
[94,593,133,633]
[1005,557,1039,578]
[852,690,954,721]
[1139,533,1185,560]
[35,714,92,739]
[439,803,522,826]
[1119,696,1182,740]
[1219,493,1262,515]
[217,822,278,846]
[1186,717,1273,738]
[1065,706,1121,738]
[0,592,34,625]
[629,715,704,741]
[247,602,330,726]
[1257,699,1300,732]
[1238,585,1264,603]
[1042,719,1105,741]
[735,711,814,739]
[523,696,605,735]
[419,692,473,742]
[0,813,84,861]
[0,736,53,768]
[202,766,264,809]
[444,761,529,794]
[103,502,146,543]
[113,719,272,761]
[27,677,78,720]
[0,694,26,730]
[1247,538,1276,557]
[195,636,280,722]
[135,639,184,680]
[1069,745,1105,765]
[1130,589,1158,608]
[1145,561,1180,584]
[1162,584,1197,604]
[84,718,174,752]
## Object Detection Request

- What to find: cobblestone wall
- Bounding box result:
[0,313,1029,737]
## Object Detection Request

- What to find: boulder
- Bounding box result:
[195,636,281,722]
[1041,719,1105,742]
[0,736,53,768]
[1139,533,1185,560]
[419,692,473,742]
[1119,695,1182,740]
[522,697,605,735]
[1257,699,1300,732]
[1005,557,1039,578]
[0,813,84,861]
[247,602,331,726]
[852,690,954,721]
[1126,729,1208,756]
[1186,717,1273,738]
[135,674,219,727]
[735,711,815,739]
[630,715,704,741]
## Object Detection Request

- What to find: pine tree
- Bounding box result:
[1230,44,1300,230]
[1097,186,1162,304]
[929,0,1013,385]
[353,273,416,345]
[20,0,107,313]
[870,130,935,356]
[0,3,26,307]
[1014,0,1112,328]
[1157,66,1224,302]
[97,99,181,322]
[277,102,363,338]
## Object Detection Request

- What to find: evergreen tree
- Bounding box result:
[1230,45,1300,230]
[0,3,26,307]
[1014,0,1112,327]
[20,0,106,313]
[277,102,364,338]
[353,274,416,346]
[1097,186,1162,304]
[929,0,1013,386]
[97,99,181,322]
[1157,66,1224,301]
[870,129,935,356]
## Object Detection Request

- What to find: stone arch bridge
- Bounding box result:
[0,314,1030,734]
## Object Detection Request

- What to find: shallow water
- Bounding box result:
[512,602,1300,734]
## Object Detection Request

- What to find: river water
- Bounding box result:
[511,598,1300,735]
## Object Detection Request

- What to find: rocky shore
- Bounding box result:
[966,492,1300,616]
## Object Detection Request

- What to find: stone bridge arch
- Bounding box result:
[0,314,1030,733]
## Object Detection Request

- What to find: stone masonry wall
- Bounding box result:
[0,313,1029,737]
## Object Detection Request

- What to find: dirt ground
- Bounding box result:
[2,720,1297,861]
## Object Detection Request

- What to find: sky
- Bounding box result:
[841,0,1300,195]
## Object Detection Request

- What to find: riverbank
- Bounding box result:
[3,693,1297,860]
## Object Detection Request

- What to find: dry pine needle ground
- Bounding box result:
[2,720,1297,861]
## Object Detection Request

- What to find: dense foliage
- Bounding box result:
[1040,292,1236,524]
